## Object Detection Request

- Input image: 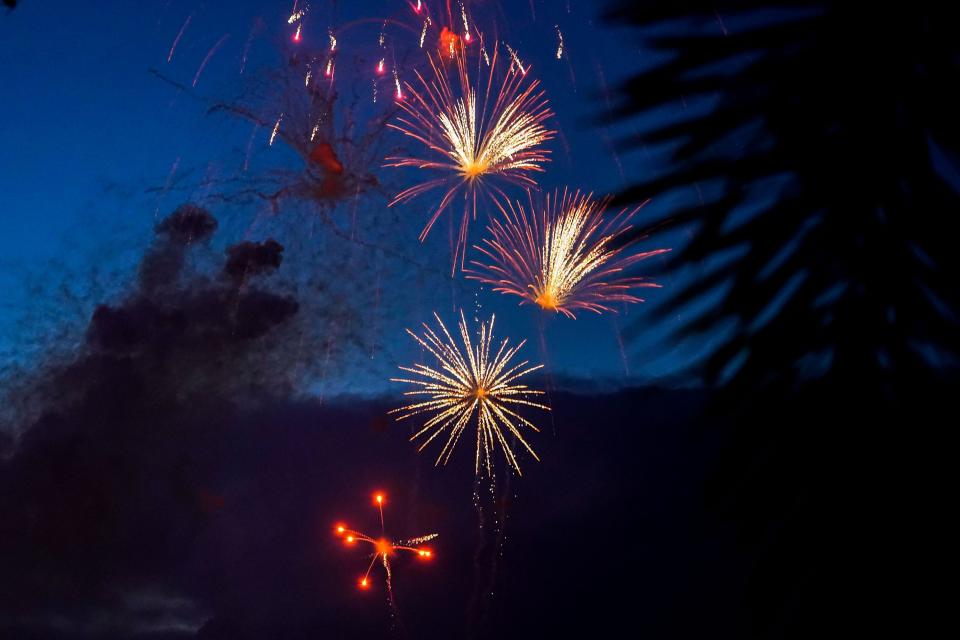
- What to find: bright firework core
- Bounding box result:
[391,311,549,478]
[335,492,437,594]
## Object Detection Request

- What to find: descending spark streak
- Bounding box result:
[460,1,471,42]
[167,13,193,63]
[288,6,308,23]
[391,312,549,477]
[420,17,431,48]
[335,492,437,596]
[269,113,283,146]
[385,46,554,270]
[305,66,312,86]
[504,43,526,75]
[239,22,257,74]
[555,25,564,60]
[467,189,670,318]
[192,34,229,87]
[325,58,334,77]
[293,23,302,42]
[393,68,403,100]
[328,28,337,51]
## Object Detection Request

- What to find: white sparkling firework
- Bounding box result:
[391,312,549,477]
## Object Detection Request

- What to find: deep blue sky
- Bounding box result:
[0,0,710,397]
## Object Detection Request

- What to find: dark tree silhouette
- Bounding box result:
[606,2,959,636]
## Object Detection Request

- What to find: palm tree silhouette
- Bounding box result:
[606,2,959,635]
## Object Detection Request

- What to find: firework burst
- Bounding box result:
[385,45,555,269]
[468,189,670,318]
[335,492,437,595]
[391,312,548,477]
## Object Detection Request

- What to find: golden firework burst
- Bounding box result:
[468,189,670,318]
[390,311,548,477]
[385,44,555,269]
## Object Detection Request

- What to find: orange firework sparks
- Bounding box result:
[391,312,549,477]
[335,492,437,594]
[467,189,671,318]
[385,45,555,270]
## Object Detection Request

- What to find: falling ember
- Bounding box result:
[505,43,526,75]
[192,34,230,88]
[439,27,460,58]
[420,17,431,48]
[167,13,193,63]
[377,58,385,74]
[335,492,438,598]
[385,46,555,270]
[293,23,302,42]
[305,66,312,86]
[393,68,403,100]
[310,123,319,141]
[325,58,333,77]
[555,25,564,60]
[460,2,471,42]
[288,6,307,23]
[390,311,549,477]
[328,28,337,51]
[269,113,283,146]
[415,0,422,12]
[467,189,671,318]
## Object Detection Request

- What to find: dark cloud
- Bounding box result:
[222,239,284,283]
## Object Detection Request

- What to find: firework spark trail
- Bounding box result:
[154,157,181,222]
[385,45,554,271]
[288,5,308,23]
[420,17,431,48]
[269,113,283,146]
[335,492,437,604]
[167,13,193,63]
[555,25,564,60]
[239,21,257,74]
[393,67,403,100]
[504,43,526,75]
[391,311,549,478]
[460,1,472,42]
[192,34,230,87]
[468,189,670,318]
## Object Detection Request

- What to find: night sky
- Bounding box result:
[4,1,951,638]
[0,0,709,397]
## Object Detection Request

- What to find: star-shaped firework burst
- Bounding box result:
[334,492,437,594]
